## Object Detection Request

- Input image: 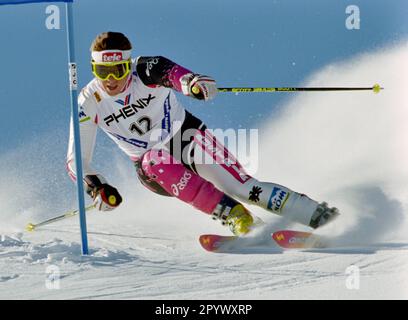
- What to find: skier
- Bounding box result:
[67,31,339,236]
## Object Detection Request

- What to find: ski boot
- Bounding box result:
[225,203,255,235]
[309,202,340,229]
[212,195,260,236]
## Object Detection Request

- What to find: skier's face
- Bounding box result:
[100,75,129,96]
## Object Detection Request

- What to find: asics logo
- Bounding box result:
[171,171,192,196]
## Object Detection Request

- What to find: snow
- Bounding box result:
[1,42,408,300]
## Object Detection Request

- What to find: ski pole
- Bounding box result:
[217,83,383,94]
[26,204,96,232]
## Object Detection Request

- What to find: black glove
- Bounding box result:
[85,175,122,211]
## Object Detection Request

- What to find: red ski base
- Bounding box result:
[272,230,325,248]
[199,230,325,252]
[199,234,236,252]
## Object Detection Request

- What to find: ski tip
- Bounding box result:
[26,223,36,232]
[199,234,235,252]
[199,234,220,252]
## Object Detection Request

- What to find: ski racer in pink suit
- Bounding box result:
[67,32,339,236]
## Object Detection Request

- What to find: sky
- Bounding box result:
[0,0,407,217]
[0,0,407,151]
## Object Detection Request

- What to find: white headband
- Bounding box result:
[91,49,132,63]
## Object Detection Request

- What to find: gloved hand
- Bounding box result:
[181,73,217,101]
[85,175,122,211]
[91,184,122,211]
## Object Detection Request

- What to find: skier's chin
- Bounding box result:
[103,84,120,96]
[105,86,119,95]
[101,78,127,96]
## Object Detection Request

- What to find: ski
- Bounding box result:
[199,230,327,252]
[199,234,238,252]
[271,230,327,249]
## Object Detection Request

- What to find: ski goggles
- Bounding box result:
[91,60,131,81]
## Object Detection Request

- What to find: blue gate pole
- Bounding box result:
[65,1,89,255]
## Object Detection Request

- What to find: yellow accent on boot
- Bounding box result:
[226,204,254,236]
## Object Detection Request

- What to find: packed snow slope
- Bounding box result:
[1,42,408,300]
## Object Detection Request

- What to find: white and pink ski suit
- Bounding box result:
[67,56,320,228]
